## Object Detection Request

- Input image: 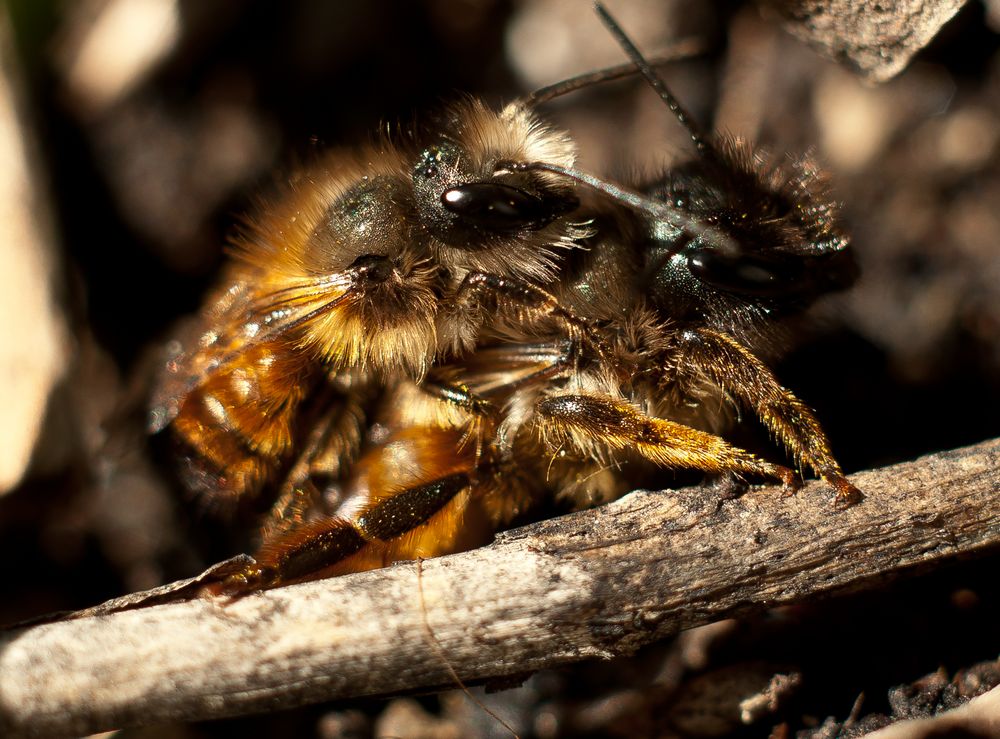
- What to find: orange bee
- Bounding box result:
[149,98,586,510]
[153,4,860,594]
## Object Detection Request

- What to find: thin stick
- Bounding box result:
[417,558,519,738]
[2,438,1000,738]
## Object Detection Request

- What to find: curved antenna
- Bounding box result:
[520,38,704,107]
[593,2,716,159]
[504,160,737,256]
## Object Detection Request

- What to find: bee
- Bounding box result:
[208,4,861,594]
[148,86,592,514]
[149,7,696,571]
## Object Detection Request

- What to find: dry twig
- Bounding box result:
[1,438,999,737]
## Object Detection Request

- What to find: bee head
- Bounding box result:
[304,168,443,378]
[236,153,441,379]
[411,99,585,284]
[576,2,855,341]
[641,140,857,334]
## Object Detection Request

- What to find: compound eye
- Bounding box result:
[687,247,804,297]
[441,182,555,233]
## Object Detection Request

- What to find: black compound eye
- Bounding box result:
[687,247,805,297]
[441,182,556,233]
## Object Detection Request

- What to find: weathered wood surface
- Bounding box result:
[1,438,999,738]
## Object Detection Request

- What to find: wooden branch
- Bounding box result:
[2,439,1000,738]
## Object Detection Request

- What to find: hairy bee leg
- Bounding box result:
[214,518,369,593]
[452,271,609,358]
[261,384,372,539]
[357,472,472,540]
[422,375,497,416]
[427,343,579,468]
[214,472,474,593]
[418,375,500,463]
[676,329,862,508]
[537,393,799,489]
[439,341,575,397]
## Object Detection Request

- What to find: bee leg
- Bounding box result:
[261,385,371,539]
[424,342,579,433]
[675,328,862,509]
[212,471,475,594]
[536,393,799,489]
[356,472,473,541]
[422,374,497,417]
[451,271,609,358]
[420,375,504,465]
[213,517,371,594]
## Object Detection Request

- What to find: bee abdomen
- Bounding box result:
[169,342,309,507]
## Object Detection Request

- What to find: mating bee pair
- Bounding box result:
[149,4,860,593]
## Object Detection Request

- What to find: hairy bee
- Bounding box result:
[149,93,589,512]
[149,8,697,576]
[209,4,861,594]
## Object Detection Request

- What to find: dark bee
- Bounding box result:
[211,4,860,594]
[491,3,861,505]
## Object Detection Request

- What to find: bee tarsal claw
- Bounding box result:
[830,479,864,510]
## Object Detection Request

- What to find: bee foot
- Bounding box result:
[200,562,272,599]
[776,466,801,497]
[829,477,863,510]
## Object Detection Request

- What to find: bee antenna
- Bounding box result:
[510,160,737,255]
[522,39,704,107]
[593,2,716,159]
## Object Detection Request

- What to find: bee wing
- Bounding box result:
[148,271,356,433]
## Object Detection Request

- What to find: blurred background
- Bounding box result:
[1,0,999,736]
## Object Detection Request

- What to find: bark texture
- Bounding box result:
[1,438,999,738]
